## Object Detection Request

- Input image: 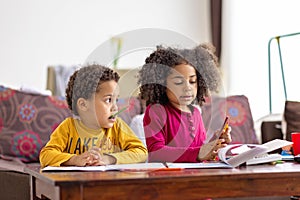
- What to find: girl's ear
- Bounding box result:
[77,98,88,111]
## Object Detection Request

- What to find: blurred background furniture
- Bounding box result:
[263,32,300,144]
[46,66,140,98]
[201,95,259,144]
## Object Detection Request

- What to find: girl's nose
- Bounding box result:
[184,82,192,92]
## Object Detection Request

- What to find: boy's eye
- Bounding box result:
[105,98,112,104]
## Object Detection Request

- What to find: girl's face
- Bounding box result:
[84,80,119,129]
[166,64,197,112]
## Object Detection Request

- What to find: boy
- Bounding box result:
[40,64,147,167]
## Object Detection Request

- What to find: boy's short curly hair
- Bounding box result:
[138,43,221,106]
[65,64,120,116]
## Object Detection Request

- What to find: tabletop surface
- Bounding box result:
[25,162,300,186]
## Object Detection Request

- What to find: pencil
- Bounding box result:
[154,168,183,172]
[109,106,128,119]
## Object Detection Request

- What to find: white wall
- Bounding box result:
[4,0,299,121]
[222,0,300,120]
[0,0,210,90]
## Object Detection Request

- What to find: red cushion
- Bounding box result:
[201,95,258,144]
[0,85,72,162]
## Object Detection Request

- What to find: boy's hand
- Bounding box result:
[63,152,95,166]
[63,147,117,166]
[85,147,117,166]
[85,147,104,166]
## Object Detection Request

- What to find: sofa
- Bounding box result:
[0,85,67,199]
[0,84,144,200]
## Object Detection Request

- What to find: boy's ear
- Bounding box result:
[77,98,88,111]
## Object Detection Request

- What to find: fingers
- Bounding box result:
[216,138,225,147]
[89,149,102,159]
[209,139,227,161]
[201,126,232,161]
[220,126,232,144]
[85,148,105,166]
[86,158,106,166]
[213,139,227,152]
[207,149,219,161]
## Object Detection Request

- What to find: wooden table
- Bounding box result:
[26,162,300,200]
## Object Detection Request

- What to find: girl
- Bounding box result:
[40,64,147,167]
[138,43,231,162]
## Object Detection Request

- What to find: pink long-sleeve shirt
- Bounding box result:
[144,103,206,162]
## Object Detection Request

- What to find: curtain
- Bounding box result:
[210,0,222,60]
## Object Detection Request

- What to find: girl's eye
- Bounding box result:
[190,80,197,84]
[174,79,183,85]
[174,82,183,85]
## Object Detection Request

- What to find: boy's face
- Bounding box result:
[86,80,119,129]
[166,64,197,112]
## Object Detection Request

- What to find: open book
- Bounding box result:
[41,162,167,172]
[167,139,293,169]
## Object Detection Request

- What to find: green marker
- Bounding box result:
[109,106,128,119]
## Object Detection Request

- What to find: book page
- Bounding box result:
[105,162,166,171]
[217,144,268,167]
[246,153,282,165]
[225,146,268,167]
[262,139,293,153]
[42,163,166,172]
[42,165,107,172]
[217,144,242,163]
[217,139,292,168]
[166,162,232,169]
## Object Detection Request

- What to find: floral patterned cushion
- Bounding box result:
[0,85,72,162]
[201,95,258,144]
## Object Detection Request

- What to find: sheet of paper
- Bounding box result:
[262,139,293,153]
[42,162,166,172]
[42,165,107,172]
[166,162,232,169]
[105,162,166,171]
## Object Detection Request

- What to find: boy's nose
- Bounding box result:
[111,103,118,112]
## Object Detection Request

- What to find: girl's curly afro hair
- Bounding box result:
[138,43,221,106]
[65,64,120,116]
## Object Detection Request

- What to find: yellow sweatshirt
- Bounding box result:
[39,117,148,167]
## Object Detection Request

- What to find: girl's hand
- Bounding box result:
[198,126,232,161]
[219,125,232,144]
[198,138,226,161]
